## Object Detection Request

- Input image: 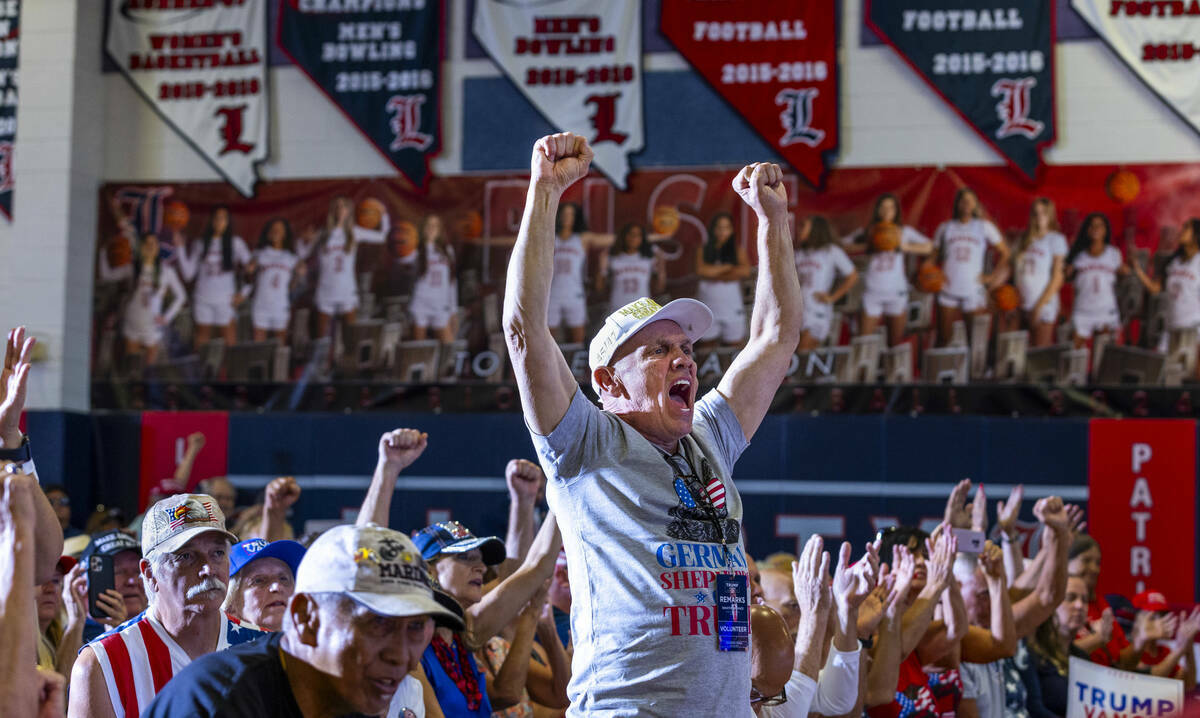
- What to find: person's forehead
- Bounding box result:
[624,320,689,352]
[243,556,292,577]
[758,571,793,595]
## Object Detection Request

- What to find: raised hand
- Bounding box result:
[505,459,544,505]
[1090,607,1114,643]
[995,484,1024,539]
[0,327,35,448]
[186,431,206,454]
[1175,607,1200,647]
[943,479,972,530]
[833,541,878,611]
[886,545,916,618]
[924,524,958,594]
[732,162,788,219]
[530,132,594,195]
[264,476,301,512]
[793,534,832,620]
[978,540,1005,581]
[62,562,88,628]
[378,428,428,473]
[1034,496,1070,534]
[93,588,129,627]
[971,483,988,533]
[1065,503,1087,539]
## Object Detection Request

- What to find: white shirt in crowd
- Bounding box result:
[933,218,1004,297]
[248,247,299,315]
[1071,245,1123,315]
[550,234,587,301]
[608,252,656,312]
[1015,231,1068,311]
[843,225,931,296]
[1164,251,1200,329]
[794,245,854,301]
[178,236,252,303]
[315,227,358,301]
[760,640,861,718]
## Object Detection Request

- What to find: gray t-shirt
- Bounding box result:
[532,388,752,717]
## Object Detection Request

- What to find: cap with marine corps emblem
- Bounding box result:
[295,523,463,630]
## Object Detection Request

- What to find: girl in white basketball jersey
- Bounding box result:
[245,218,304,344]
[409,214,459,343]
[1014,198,1068,346]
[795,215,858,350]
[696,212,752,347]
[596,223,666,315]
[122,233,186,365]
[310,196,359,338]
[177,206,252,349]
[549,202,590,344]
[930,188,1010,345]
[1066,212,1129,347]
[1133,219,1200,359]
[844,193,933,346]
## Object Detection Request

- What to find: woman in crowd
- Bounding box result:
[1020,574,1092,717]
[36,557,86,680]
[410,213,459,343]
[177,205,253,349]
[245,217,303,345]
[309,195,360,339]
[844,193,933,346]
[1066,534,1137,668]
[696,211,752,347]
[548,202,590,344]
[479,586,570,717]
[1066,213,1128,348]
[1132,218,1200,363]
[794,215,858,350]
[595,222,666,315]
[929,188,1010,345]
[1014,198,1069,347]
[221,537,306,632]
[122,232,187,365]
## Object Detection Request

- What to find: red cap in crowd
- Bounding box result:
[1132,589,1169,612]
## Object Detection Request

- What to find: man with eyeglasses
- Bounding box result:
[503,132,803,715]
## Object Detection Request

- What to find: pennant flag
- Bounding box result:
[1072,0,1200,143]
[660,0,839,188]
[278,0,443,191]
[106,0,268,197]
[473,0,644,190]
[865,2,1056,181]
[0,1,19,220]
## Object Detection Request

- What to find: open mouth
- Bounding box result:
[368,677,400,697]
[668,378,693,410]
[469,578,483,588]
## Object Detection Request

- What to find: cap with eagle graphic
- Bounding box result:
[141,493,238,557]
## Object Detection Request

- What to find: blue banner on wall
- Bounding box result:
[865,2,1057,181]
[277,0,443,190]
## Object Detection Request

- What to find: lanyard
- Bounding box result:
[660,437,735,567]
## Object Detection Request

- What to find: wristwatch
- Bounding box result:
[0,434,32,463]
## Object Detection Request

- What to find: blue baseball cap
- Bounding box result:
[411,521,505,566]
[230,538,307,577]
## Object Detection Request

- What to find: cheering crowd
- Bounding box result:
[2,135,1194,717]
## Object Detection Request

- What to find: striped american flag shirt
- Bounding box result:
[85,610,264,718]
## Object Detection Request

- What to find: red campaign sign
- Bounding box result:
[660,1,838,188]
[138,412,229,511]
[1088,419,1196,603]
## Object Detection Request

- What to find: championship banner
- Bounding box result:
[1088,419,1196,602]
[106,0,268,197]
[660,0,839,188]
[278,0,443,190]
[139,412,229,511]
[1072,0,1200,142]
[865,2,1056,181]
[0,1,18,220]
[1067,656,1183,718]
[473,0,643,190]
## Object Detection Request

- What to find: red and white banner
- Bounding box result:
[1088,419,1195,602]
[472,0,643,190]
[139,412,229,511]
[1067,656,1183,718]
[106,0,268,197]
[1072,1,1200,143]
[660,0,838,187]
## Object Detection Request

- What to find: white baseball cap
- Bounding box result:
[295,523,464,630]
[588,297,713,393]
[142,493,238,557]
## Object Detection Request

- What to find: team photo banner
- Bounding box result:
[106,0,268,197]
[278,0,442,191]
[660,0,839,188]
[1067,657,1183,718]
[0,0,18,220]
[865,2,1056,181]
[472,0,644,190]
[1072,0,1200,141]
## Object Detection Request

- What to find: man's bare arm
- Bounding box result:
[357,429,428,528]
[68,647,117,718]
[504,134,594,436]
[466,512,562,650]
[717,164,803,441]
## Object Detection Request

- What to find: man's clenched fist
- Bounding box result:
[732,162,788,219]
[379,428,428,473]
[265,476,301,512]
[531,132,594,195]
[506,459,544,503]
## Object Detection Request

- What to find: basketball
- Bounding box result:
[870,221,902,252]
[393,220,419,257]
[652,205,680,236]
[356,197,387,230]
[163,201,189,231]
[460,209,483,239]
[993,284,1019,312]
[1107,169,1140,205]
[917,264,945,293]
[107,234,132,268]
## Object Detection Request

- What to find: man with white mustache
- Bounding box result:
[68,493,265,718]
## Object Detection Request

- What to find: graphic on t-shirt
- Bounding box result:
[667,466,739,544]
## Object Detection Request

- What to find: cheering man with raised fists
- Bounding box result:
[503,132,802,716]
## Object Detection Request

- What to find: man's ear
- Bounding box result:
[140,557,155,595]
[593,366,622,398]
[289,593,321,647]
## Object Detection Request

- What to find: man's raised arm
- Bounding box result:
[503,133,595,435]
[717,164,803,441]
